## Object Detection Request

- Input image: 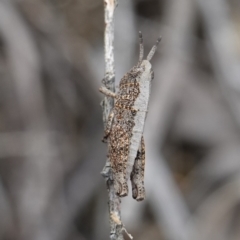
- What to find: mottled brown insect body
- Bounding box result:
[100,32,160,201]
[108,67,140,197]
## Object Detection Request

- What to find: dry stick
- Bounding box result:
[100,1,125,240]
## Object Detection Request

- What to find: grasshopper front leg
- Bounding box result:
[99,86,117,98]
[99,86,116,142]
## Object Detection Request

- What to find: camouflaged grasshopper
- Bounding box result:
[100,32,160,201]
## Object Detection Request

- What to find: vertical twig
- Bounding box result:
[100,1,124,240]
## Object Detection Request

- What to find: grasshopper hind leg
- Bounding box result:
[130,136,145,201]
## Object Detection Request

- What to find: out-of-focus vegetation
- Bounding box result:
[0,0,240,240]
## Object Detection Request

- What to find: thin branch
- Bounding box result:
[101,1,124,240]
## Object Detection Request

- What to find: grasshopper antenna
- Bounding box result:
[138,31,144,66]
[146,36,161,61]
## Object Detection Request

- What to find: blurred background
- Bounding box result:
[0,0,240,240]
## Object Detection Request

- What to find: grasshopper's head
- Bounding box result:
[139,60,154,81]
[141,60,151,69]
